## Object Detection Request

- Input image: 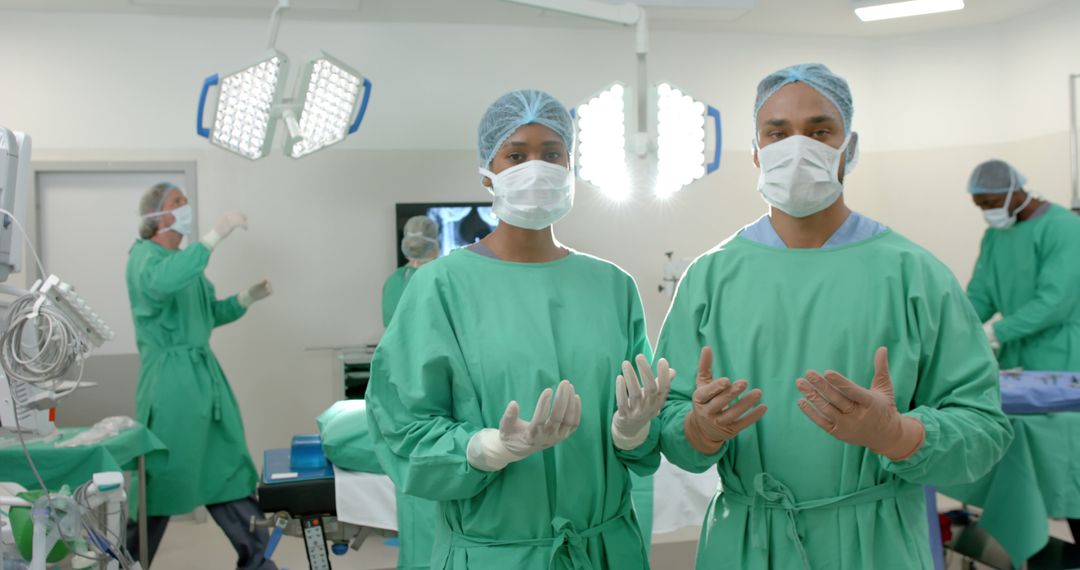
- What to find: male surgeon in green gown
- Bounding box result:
[125,183,276,568]
[965,159,1080,545]
[656,64,1013,569]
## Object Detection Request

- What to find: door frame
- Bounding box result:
[31,160,198,284]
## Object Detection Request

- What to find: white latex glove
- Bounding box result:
[611,355,674,450]
[796,347,926,461]
[200,211,248,250]
[238,279,273,308]
[466,380,582,472]
[983,321,1000,349]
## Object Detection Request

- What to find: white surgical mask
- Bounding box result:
[756,134,853,218]
[479,160,574,230]
[981,171,1032,230]
[144,204,193,237]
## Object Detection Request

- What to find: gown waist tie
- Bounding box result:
[723,472,919,570]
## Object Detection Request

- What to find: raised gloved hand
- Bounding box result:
[795,346,925,461]
[683,347,767,455]
[466,380,582,472]
[983,321,1000,349]
[238,279,273,308]
[612,355,674,450]
[200,211,248,250]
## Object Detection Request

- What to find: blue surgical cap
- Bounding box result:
[477,90,574,168]
[968,159,1027,195]
[754,63,854,136]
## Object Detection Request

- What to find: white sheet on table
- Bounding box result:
[333,465,398,531]
[652,457,720,535]
[332,458,719,536]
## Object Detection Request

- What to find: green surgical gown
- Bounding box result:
[125,240,259,516]
[381,263,438,570]
[967,204,1080,371]
[383,266,417,327]
[656,230,1013,569]
[368,249,659,570]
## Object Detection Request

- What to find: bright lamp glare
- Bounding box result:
[655,82,707,198]
[211,56,283,160]
[290,58,363,158]
[854,0,964,22]
[577,84,630,201]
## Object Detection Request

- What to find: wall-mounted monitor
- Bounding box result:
[393,202,498,268]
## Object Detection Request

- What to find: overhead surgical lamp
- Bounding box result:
[576,83,632,200]
[655,82,720,198]
[196,0,373,160]
[853,0,964,22]
[508,0,722,198]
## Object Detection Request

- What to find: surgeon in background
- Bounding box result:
[126,183,275,568]
[367,90,670,569]
[382,215,440,328]
[656,64,1012,568]
[379,213,440,569]
[966,159,1080,369]
[966,159,1080,542]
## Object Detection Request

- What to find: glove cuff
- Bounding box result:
[683,411,727,455]
[466,428,524,472]
[238,290,255,309]
[875,416,926,462]
[200,230,222,251]
[611,415,650,451]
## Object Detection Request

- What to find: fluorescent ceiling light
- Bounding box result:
[854,0,964,22]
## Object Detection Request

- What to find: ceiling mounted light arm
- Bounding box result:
[266,0,291,49]
[504,1,650,156]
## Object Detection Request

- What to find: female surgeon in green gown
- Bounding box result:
[367,90,671,570]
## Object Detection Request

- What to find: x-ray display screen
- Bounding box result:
[394,202,497,267]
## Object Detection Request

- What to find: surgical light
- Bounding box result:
[854,0,964,22]
[576,83,632,201]
[201,52,287,160]
[655,82,720,198]
[196,0,373,160]
[286,55,372,159]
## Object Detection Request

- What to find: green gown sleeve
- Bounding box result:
[965,233,997,323]
[614,278,661,476]
[993,221,1080,344]
[881,272,1013,486]
[656,263,727,474]
[140,242,213,299]
[367,270,500,501]
[208,279,246,327]
[381,270,401,328]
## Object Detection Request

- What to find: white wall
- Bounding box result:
[2,1,1079,467]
